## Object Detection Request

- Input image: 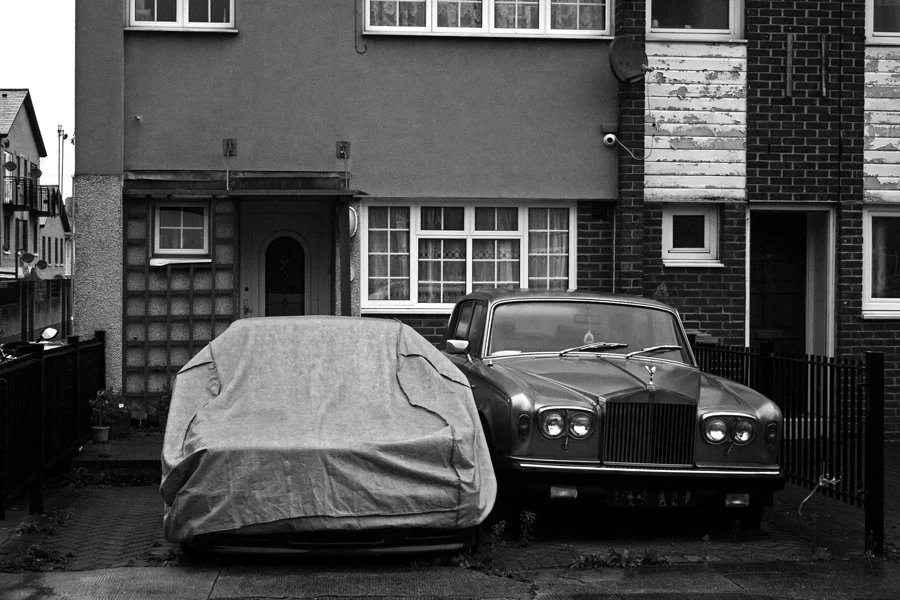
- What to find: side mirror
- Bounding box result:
[445,339,470,355]
[40,327,59,342]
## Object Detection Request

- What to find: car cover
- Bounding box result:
[160,316,496,543]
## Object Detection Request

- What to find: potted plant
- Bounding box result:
[89,390,119,443]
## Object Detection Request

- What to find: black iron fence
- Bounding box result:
[694,341,885,555]
[0,332,106,518]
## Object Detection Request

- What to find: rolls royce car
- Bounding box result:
[161,316,496,555]
[442,290,785,527]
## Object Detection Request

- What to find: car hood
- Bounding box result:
[486,354,745,410]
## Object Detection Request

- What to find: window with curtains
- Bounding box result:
[363,202,574,311]
[864,209,900,317]
[153,203,210,257]
[869,0,900,42]
[365,0,610,36]
[128,0,234,29]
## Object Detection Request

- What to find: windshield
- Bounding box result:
[486,300,692,364]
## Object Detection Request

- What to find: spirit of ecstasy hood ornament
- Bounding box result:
[645,366,657,391]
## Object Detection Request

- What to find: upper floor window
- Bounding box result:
[863,208,900,318]
[648,0,742,40]
[869,0,900,44]
[129,0,234,29]
[365,0,610,37]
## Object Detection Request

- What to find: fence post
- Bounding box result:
[28,344,45,515]
[757,341,776,399]
[0,379,6,520]
[864,351,885,556]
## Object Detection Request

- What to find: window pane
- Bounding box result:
[158,229,180,250]
[495,0,539,29]
[188,0,231,23]
[159,207,182,227]
[872,216,900,298]
[651,0,729,30]
[371,0,426,26]
[181,206,205,228]
[875,0,900,34]
[135,0,177,21]
[189,0,209,22]
[369,231,388,253]
[550,0,605,31]
[672,214,706,248]
[438,1,483,27]
[476,207,517,231]
[181,229,204,249]
[390,207,410,229]
[390,231,409,253]
[369,206,389,229]
[369,254,388,276]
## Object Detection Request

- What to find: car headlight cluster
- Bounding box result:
[702,415,757,445]
[539,410,594,440]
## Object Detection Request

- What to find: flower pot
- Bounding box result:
[92,425,111,443]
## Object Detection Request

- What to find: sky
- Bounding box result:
[2,1,75,199]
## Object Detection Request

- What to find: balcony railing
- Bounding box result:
[2,177,60,215]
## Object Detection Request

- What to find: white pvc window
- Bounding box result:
[366,0,609,36]
[154,204,209,256]
[661,204,722,267]
[647,0,742,40]
[868,0,900,44]
[362,202,575,312]
[863,208,900,318]
[129,0,234,29]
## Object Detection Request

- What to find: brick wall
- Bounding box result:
[367,313,449,348]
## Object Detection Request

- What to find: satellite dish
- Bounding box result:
[32,168,42,178]
[3,161,16,172]
[36,260,48,269]
[609,36,650,84]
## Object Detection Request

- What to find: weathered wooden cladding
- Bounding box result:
[865,47,900,202]
[122,197,237,401]
[645,43,747,202]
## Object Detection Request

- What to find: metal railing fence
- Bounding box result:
[0,331,106,518]
[694,341,885,555]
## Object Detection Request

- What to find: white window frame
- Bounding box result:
[661,204,722,267]
[364,0,611,38]
[153,203,210,258]
[128,0,235,30]
[361,201,577,313]
[646,0,743,41]
[863,207,900,318]
[867,0,900,45]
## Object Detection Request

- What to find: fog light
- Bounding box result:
[725,493,750,507]
[550,486,578,499]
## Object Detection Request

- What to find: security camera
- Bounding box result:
[603,133,618,147]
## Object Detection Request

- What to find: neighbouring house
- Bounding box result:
[74,0,900,439]
[0,89,72,345]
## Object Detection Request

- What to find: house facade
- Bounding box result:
[0,89,71,344]
[74,1,900,439]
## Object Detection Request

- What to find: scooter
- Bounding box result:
[0,327,61,362]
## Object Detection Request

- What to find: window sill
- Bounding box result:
[150,257,212,267]
[663,259,724,268]
[125,26,237,33]
[862,309,900,319]
[363,29,611,40]
[866,38,900,46]
[646,34,746,43]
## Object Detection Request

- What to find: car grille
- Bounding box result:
[603,400,696,466]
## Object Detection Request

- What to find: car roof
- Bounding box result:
[458,289,678,313]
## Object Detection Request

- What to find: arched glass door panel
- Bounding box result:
[265,236,305,316]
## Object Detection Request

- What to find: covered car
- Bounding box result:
[443,290,785,527]
[160,316,496,553]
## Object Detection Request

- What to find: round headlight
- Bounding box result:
[732,419,755,445]
[704,417,728,444]
[540,411,566,439]
[568,412,593,438]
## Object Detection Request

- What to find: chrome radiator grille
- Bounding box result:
[603,401,696,466]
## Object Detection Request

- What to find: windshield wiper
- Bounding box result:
[624,345,682,359]
[559,342,628,357]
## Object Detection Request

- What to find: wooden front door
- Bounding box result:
[240,201,332,318]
